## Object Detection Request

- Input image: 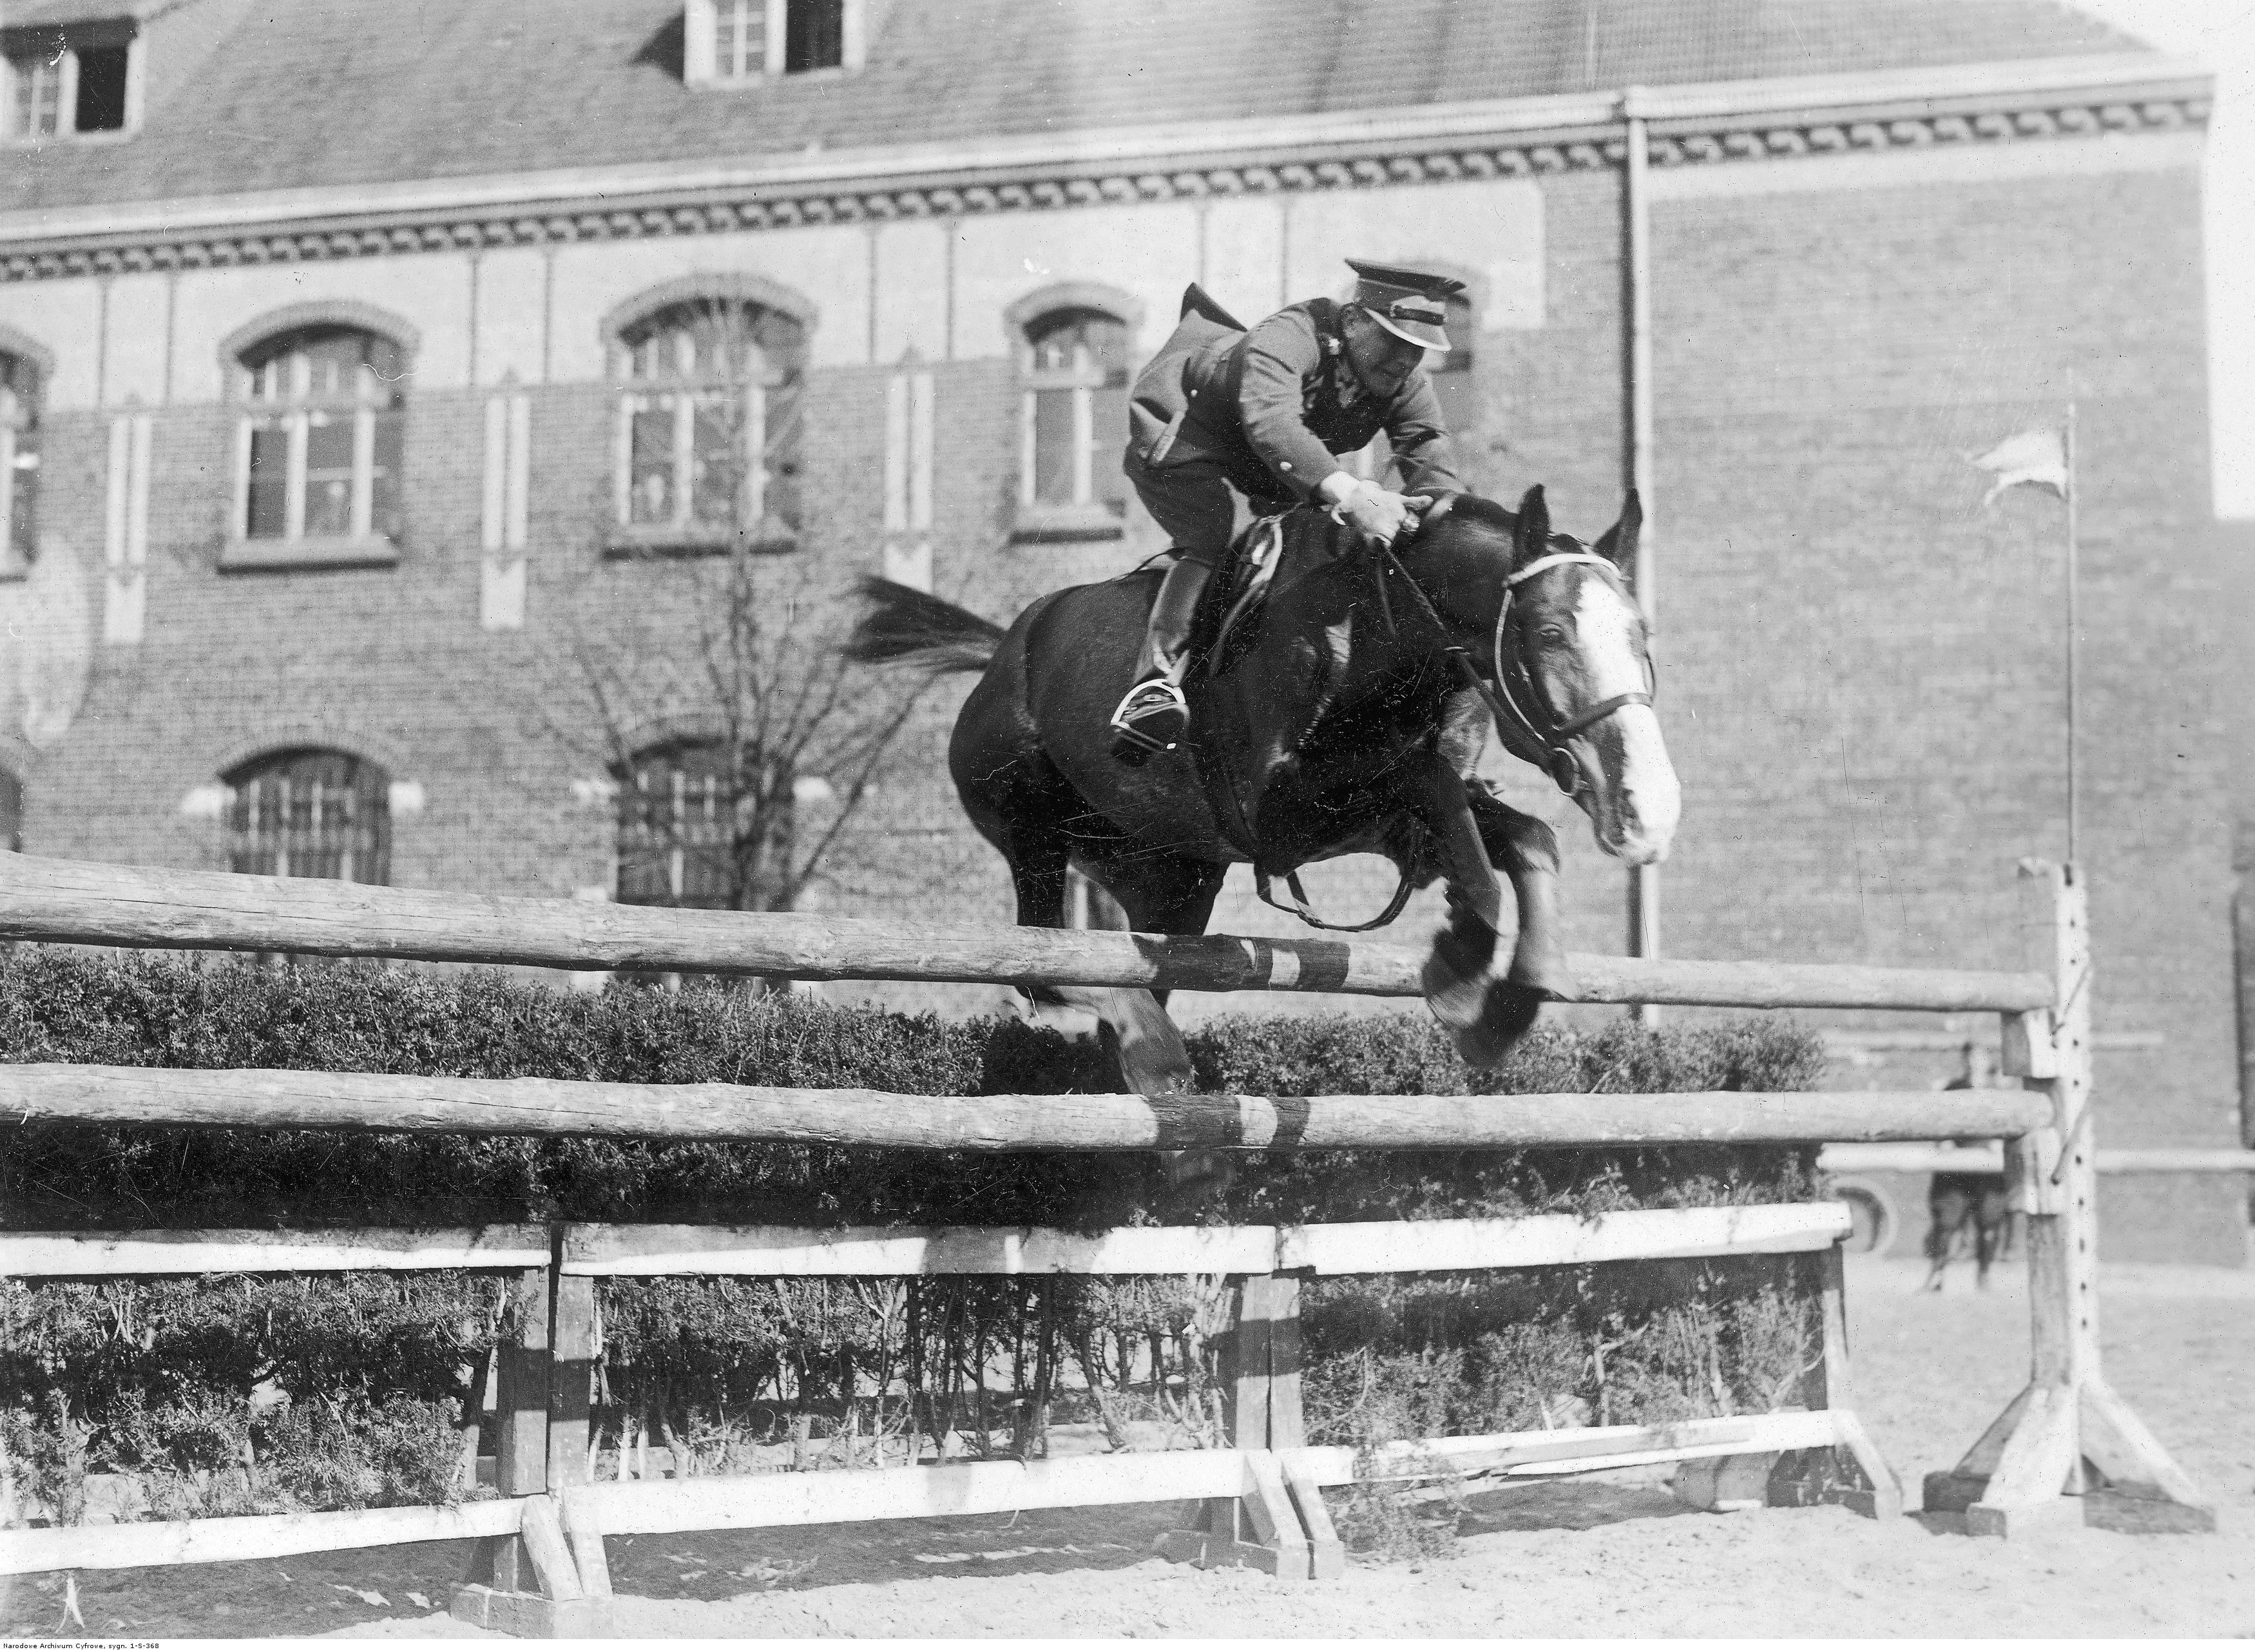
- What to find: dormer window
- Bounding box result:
[3,14,140,140]
[686,0,861,84]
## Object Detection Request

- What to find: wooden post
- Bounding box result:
[1926,862,2213,1535]
[1155,1273,1329,1578]
[1725,1243,1898,1519]
[452,1253,609,1635]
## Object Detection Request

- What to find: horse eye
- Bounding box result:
[1537,626,1569,648]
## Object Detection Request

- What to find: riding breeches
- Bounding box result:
[1122,450,1249,576]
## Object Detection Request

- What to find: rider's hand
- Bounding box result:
[1328,478,1432,548]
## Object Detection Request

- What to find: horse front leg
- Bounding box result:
[1464,786,1581,1003]
[1409,762,1544,1069]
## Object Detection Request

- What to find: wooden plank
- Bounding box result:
[2080,1378,2211,1513]
[562,1448,1253,1537]
[1243,1452,1312,1581]
[0,1497,522,1576]
[1275,1204,1850,1275]
[1220,1277,1273,1450]
[1820,1144,2255,1176]
[1281,1459,1345,1579]
[0,1226,548,1278]
[560,1223,1277,1277]
[0,1065,2055,1150]
[515,1495,584,1602]
[1265,1276,1305,1451]
[548,1274,597,1491]
[0,852,2052,1010]
[1284,1410,1847,1486]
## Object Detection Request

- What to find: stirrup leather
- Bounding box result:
[1109,676,1190,758]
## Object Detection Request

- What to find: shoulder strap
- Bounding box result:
[1304,297,1346,401]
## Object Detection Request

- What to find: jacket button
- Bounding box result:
[1280,461,1292,471]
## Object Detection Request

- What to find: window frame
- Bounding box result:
[0,346,41,579]
[685,0,863,86]
[605,289,810,557]
[221,747,393,885]
[1008,291,1138,544]
[613,739,737,910]
[1,23,142,143]
[222,322,408,573]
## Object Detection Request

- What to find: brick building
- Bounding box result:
[0,0,2243,1260]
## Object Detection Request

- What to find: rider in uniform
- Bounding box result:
[1109,258,1468,762]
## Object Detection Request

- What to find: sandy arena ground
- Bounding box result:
[5,1253,2250,1640]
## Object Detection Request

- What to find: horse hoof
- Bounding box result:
[1446,979,1545,1070]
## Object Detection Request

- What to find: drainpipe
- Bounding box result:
[1622,86,1660,1013]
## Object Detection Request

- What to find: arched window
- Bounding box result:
[1018,307,1129,529]
[1,350,39,571]
[612,297,805,550]
[234,327,406,546]
[615,740,734,908]
[223,749,391,883]
[0,767,21,854]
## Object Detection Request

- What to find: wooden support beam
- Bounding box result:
[561,1222,1277,1276]
[0,852,2053,1011]
[0,1498,522,1576]
[1277,1204,1849,1275]
[0,1226,548,1277]
[0,1064,2053,1150]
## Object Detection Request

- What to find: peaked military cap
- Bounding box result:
[1345,259,1466,352]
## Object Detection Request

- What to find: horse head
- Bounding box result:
[1406,485,1680,866]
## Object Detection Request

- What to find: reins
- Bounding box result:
[1254,534,1651,934]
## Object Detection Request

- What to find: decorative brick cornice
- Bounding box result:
[0,85,2209,282]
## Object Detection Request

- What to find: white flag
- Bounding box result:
[1970,428,2069,508]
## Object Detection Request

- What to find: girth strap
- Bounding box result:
[1255,863,1417,933]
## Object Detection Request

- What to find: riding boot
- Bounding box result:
[1110,554,1216,765]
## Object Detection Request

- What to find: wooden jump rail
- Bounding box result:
[0,852,2051,1011]
[0,854,2217,1637]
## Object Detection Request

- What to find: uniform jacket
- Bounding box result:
[1126,296,1464,506]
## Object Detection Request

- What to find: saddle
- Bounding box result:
[1191,506,1352,680]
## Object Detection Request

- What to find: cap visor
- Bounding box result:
[1371,312,1451,353]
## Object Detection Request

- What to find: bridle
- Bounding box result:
[1383,543,1655,799]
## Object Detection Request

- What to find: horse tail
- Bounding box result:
[845,576,1006,674]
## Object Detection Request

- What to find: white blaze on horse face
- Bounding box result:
[1571,576,1680,865]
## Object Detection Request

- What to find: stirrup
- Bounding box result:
[1109,677,1189,766]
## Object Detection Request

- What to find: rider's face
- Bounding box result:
[1344,307,1427,397]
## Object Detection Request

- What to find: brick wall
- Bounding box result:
[2,139,2242,1259]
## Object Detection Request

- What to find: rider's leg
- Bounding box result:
[1110,455,1238,762]
[1134,547,1220,682]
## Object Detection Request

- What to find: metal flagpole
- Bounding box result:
[2064,392,2079,865]
[1622,86,1659,1020]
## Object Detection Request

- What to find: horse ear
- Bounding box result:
[1513,485,1550,568]
[1593,489,1642,575]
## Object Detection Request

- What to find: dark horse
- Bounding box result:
[850,485,1678,1191]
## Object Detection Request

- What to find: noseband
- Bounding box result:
[1481,552,1655,796]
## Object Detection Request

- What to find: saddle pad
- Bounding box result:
[1211,513,1290,668]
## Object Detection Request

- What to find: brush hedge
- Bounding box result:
[0,950,1832,1532]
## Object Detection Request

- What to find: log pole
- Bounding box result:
[0,1065,2054,1150]
[0,852,2050,1012]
